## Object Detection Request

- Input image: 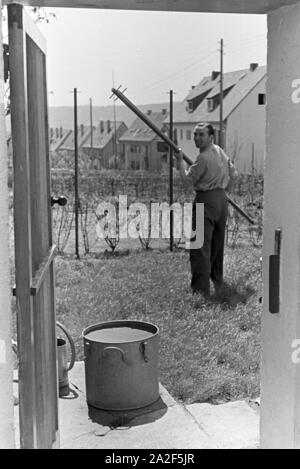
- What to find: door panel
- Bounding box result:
[8,4,59,449]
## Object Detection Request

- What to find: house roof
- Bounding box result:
[50,129,72,152]
[186,75,218,101]
[59,125,92,150]
[82,121,127,149]
[169,65,266,124]
[205,69,249,98]
[119,111,169,143]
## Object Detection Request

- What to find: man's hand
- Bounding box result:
[175,148,184,162]
[175,148,191,187]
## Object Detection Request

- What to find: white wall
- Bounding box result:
[226,77,266,174]
[0,3,15,449]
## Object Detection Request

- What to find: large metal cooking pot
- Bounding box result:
[82,320,159,410]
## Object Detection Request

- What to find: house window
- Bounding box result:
[207,98,214,112]
[180,129,183,140]
[173,128,178,144]
[186,130,191,141]
[131,160,135,169]
[258,93,266,105]
[215,129,221,146]
[144,155,149,171]
[130,144,134,153]
[188,101,193,112]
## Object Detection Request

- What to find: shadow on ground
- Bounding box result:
[87,396,168,429]
[212,281,255,307]
[192,281,256,309]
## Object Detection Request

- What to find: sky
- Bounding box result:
[9,7,267,107]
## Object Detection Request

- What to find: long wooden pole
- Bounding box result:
[89,97,93,149]
[111,87,256,225]
[169,90,174,251]
[219,38,224,148]
[74,88,80,259]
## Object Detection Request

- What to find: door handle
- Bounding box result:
[269,228,281,314]
[51,195,67,207]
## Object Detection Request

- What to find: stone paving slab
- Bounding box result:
[13,362,260,449]
[186,400,260,449]
[59,362,216,449]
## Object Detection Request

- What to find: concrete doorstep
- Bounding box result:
[57,362,259,449]
[13,362,259,449]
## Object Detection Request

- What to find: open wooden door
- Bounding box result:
[8,4,59,449]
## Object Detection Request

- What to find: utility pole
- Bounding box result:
[73,88,80,259]
[169,90,174,252]
[89,97,93,150]
[112,70,117,169]
[113,100,117,169]
[219,38,224,148]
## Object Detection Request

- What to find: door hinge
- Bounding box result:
[3,44,9,83]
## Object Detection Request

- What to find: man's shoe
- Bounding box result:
[213,281,223,295]
[192,288,210,298]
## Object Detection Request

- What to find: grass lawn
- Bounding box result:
[55,243,262,405]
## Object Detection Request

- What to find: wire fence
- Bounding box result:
[49,170,263,256]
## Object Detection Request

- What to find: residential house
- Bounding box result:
[57,124,92,155]
[54,124,93,169]
[169,63,266,174]
[81,120,128,169]
[119,109,169,172]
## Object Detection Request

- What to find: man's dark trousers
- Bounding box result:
[190,188,228,294]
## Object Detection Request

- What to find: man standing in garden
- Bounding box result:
[175,122,238,296]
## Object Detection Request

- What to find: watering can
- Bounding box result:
[56,321,76,397]
[11,321,76,399]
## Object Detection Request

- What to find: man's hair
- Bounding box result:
[194,122,215,137]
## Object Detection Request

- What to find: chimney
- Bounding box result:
[80,124,84,136]
[191,85,195,90]
[60,126,63,138]
[211,71,220,81]
[250,63,258,71]
[162,108,167,115]
[107,120,111,132]
[147,110,152,115]
[100,120,104,133]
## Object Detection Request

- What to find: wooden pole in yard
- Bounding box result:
[251,143,255,204]
[74,88,80,259]
[219,38,224,148]
[89,97,93,150]
[169,90,174,251]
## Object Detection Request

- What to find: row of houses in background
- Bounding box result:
[50,112,170,172]
[50,120,126,170]
[50,62,266,174]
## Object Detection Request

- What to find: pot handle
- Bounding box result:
[102,346,132,366]
[140,341,149,362]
